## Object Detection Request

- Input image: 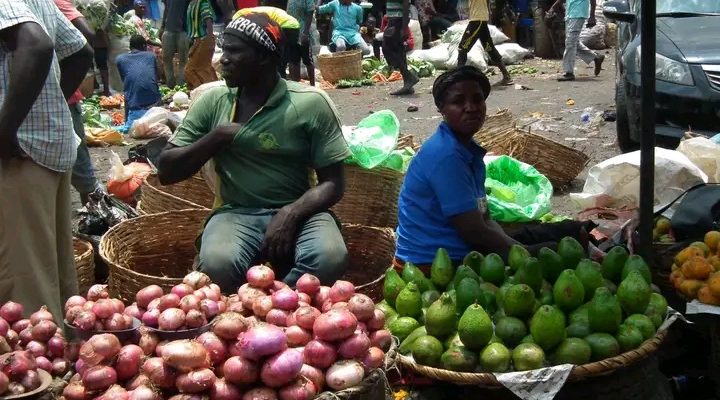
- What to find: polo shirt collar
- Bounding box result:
[226,78,288,108]
[438,121,487,163]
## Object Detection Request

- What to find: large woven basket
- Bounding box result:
[318,50,363,84]
[399,329,667,386]
[340,224,396,302]
[73,238,95,296]
[100,209,209,303]
[138,174,213,214]
[473,109,517,152]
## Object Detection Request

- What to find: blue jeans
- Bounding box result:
[197,208,348,294]
[69,103,99,196]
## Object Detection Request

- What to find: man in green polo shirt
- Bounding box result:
[157,12,351,293]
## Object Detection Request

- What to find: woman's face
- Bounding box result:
[439,80,487,138]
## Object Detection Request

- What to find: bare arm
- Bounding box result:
[205,17,214,37]
[451,209,521,260]
[285,162,345,222]
[59,43,94,100]
[70,16,95,42]
[589,0,597,16]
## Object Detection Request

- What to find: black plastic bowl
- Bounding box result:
[64,317,141,342]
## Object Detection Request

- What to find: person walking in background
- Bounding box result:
[53,0,103,205]
[317,0,372,56]
[456,0,512,84]
[286,0,317,85]
[160,0,190,88]
[382,0,418,95]
[0,0,93,321]
[92,29,112,96]
[185,0,218,89]
[550,0,604,81]
[117,35,162,118]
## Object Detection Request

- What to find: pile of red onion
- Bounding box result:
[64,284,135,332]
[0,350,45,395]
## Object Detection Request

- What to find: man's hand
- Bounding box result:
[210,123,242,146]
[587,16,597,27]
[0,133,24,160]
[262,206,301,270]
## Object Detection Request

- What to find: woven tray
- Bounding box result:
[318,50,363,84]
[399,329,667,386]
[138,174,213,215]
[100,209,209,303]
[340,224,396,303]
[473,109,517,153]
[73,238,95,298]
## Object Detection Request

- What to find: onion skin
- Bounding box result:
[293,307,320,331]
[362,347,385,372]
[265,309,290,327]
[51,358,69,376]
[313,309,358,341]
[172,284,195,299]
[161,340,211,372]
[136,285,164,309]
[129,385,161,400]
[62,380,86,400]
[185,309,207,329]
[25,340,47,358]
[96,384,129,400]
[369,330,392,351]
[138,330,160,355]
[296,274,321,296]
[285,326,312,347]
[329,281,355,303]
[238,324,287,361]
[243,387,278,400]
[252,296,273,318]
[142,357,178,389]
[158,308,186,331]
[212,312,248,340]
[196,332,227,366]
[65,296,87,312]
[299,364,324,392]
[260,349,304,388]
[115,345,144,381]
[183,271,212,290]
[125,374,151,391]
[29,306,54,326]
[221,356,259,385]
[278,378,317,400]
[338,331,371,359]
[105,313,130,331]
[325,360,365,391]
[87,284,110,301]
[180,295,201,313]
[366,309,386,331]
[92,300,115,320]
[347,294,375,322]
[240,288,268,311]
[5,330,18,348]
[124,304,144,320]
[247,265,276,289]
[82,365,118,391]
[210,378,242,400]
[271,288,299,311]
[176,368,216,394]
[303,340,337,369]
[79,333,122,366]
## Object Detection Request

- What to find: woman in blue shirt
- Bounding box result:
[395,66,591,271]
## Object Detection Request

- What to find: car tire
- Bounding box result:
[615,79,640,153]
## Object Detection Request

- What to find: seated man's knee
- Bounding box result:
[198,244,245,293]
[316,239,349,282]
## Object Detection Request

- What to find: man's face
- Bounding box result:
[439,80,487,138]
[134,5,146,18]
[220,34,264,88]
[366,18,377,30]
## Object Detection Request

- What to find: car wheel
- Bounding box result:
[615,79,639,153]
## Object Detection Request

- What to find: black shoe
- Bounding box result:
[594,54,605,76]
[557,73,575,81]
[391,73,419,96]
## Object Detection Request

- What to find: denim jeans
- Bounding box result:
[562,18,597,74]
[197,208,349,293]
[69,103,99,196]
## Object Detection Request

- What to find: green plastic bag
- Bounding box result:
[485,155,553,222]
[344,110,400,170]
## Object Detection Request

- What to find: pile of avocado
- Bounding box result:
[379,238,669,373]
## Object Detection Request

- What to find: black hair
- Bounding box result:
[129,35,147,51]
[432,65,491,109]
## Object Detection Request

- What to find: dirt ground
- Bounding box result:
[82,52,619,217]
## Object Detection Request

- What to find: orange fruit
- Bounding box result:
[708,256,720,273]
[708,272,720,297]
[669,269,685,288]
[681,256,713,280]
[655,217,672,234]
[675,246,704,267]
[698,285,720,306]
[705,231,720,252]
[679,279,704,299]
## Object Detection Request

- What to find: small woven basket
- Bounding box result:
[340,224,396,302]
[138,174,213,214]
[100,209,209,303]
[73,238,95,296]
[399,329,667,386]
[318,50,363,84]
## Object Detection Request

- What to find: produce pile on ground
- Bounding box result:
[669,230,720,305]
[382,238,669,373]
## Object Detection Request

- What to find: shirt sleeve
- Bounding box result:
[51,2,87,61]
[305,91,351,169]
[54,0,83,21]
[0,0,39,32]
[201,0,215,21]
[425,155,481,217]
[355,6,363,24]
[318,1,335,14]
[169,89,218,147]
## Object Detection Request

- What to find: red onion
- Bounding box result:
[227,340,241,357]
[299,364,325,392]
[180,295,201,313]
[212,312,248,340]
[123,314,135,328]
[325,360,364,390]
[196,332,227,366]
[7,382,25,395]
[210,284,222,296]
[158,294,181,312]
[124,304,144,320]
[0,318,8,337]
[303,340,337,369]
[185,309,207,329]
[19,370,41,391]
[51,358,69,376]
[82,365,117,391]
[210,378,242,400]
[243,387,278,400]
[80,333,122,366]
[147,298,161,311]
[75,358,88,376]
[0,337,9,354]
[200,299,220,319]
[241,287,268,311]
[29,306,54,326]
[74,310,97,331]
[252,296,274,318]
[172,284,195,299]
[176,368,216,394]
[238,324,288,360]
[201,286,221,302]
[279,378,317,400]
[161,340,211,372]
[154,340,169,357]
[362,347,385,372]
[65,305,84,325]
[266,309,290,327]
[369,330,392,351]
[296,274,321,296]
[286,313,296,327]
[296,292,312,306]
[138,330,160,355]
[12,319,30,333]
[158,308,185,331]
[270,281,289,293]
[97,385,129,400]
[142,357,177,389]
[193,290,207,301]
[125,374,151,391]
[247,265,276,289]
[25,340,47,357]
[313,287,330,309]
[92,299,114,319]
[34,356,52,372]
[5,330,18,348]
[332,302,349,311]
[65,296,87,312]
[87,284,110,301]
[183,271,212,290]
[272,288,299,311]
[339,331,371,359]
[260,349,303,387]
[221,356,258,385]
[136,285,164,309]
[141,309,160,328]
[347,294,375,322]
[293,307,320,331]
[245,316,259,326]
[82,301,95,312]
[116,345,144,381]
[0,372,8,395]
[168,396,209,400]
[105,313,130,331]
[367,309,386,331]
[65,340,81,362]
[227,301,244,315]
[357,322,368,334]
[18,327,32,345]
[129,385,161,400]
[329,281,355,303]
[313,309,358,341]
[321,300,333,313]
[0,302,24,324]
[110,299,126,314]
[285,326,312,347]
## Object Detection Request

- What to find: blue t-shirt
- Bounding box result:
[116,50,161,111]
[566,0,590,19]
[318,0,364,46]
[396,122,487,264]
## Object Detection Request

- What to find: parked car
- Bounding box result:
[604,0,720,152]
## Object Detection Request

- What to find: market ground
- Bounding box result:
[81,51,619,216]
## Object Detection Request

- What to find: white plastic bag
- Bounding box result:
[570,147,708,211]
[409,20,424,50]
[488,24,510,45]
[497,43,531,64]
[467,45,488,71]
[410,44,451,68]
[677,137,720,183]
[190,81,227,105]
[130,107,182,138]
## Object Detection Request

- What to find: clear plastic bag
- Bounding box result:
[485,155,553,222]
[343,110,401,170]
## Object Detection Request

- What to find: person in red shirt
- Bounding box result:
[366,15,414,59]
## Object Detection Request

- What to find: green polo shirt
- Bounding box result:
[170,80,350,209]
